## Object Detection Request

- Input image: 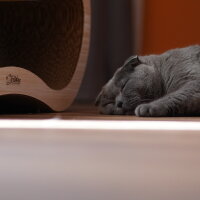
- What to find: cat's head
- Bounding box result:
[95,56,159,115]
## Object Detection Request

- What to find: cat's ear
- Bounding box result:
[123,55,141,69]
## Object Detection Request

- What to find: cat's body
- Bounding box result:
[95,45,200,117]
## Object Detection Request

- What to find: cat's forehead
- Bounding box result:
[101,78,120,97]
[114,67,128,79]
[104,78,116,91]
[114,64,136,80]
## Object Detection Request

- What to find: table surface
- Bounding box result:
[1,103,200,200]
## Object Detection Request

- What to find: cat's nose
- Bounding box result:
[116,101,123,108]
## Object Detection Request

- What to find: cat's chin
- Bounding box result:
[99,104,128,115]
[113,108,136,116]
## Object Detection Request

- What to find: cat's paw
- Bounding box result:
[135,103,167,117]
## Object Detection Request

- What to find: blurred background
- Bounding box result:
[77,0,200,103]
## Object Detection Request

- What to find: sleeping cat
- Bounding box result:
[95,45,200,117]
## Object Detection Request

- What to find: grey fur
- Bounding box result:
[95,45,200,117]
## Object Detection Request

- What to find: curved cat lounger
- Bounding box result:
[0,0,90,112]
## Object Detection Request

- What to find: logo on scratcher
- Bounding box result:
[6,74,21,85]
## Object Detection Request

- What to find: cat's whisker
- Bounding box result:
[140,98,153,103]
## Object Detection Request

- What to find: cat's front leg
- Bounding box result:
[135,81,200,117]
[135,103,169,117]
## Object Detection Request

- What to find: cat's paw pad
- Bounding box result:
[135,103,166,117]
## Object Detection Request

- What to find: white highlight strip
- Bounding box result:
[0,119,199,131]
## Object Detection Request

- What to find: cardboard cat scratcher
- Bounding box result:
[0,0,90,112]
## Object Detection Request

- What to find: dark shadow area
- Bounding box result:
[77,0,134,103]
[0,94,52,114]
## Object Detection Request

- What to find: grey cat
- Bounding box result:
[95,45,200,117]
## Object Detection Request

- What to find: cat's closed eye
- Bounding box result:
[102,101,114,107]
[120,80,129,91]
